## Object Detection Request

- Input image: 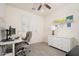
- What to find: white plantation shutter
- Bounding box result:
[21,15,30,32]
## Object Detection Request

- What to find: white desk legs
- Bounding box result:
[12,43,15,56]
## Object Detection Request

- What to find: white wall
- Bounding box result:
[46,4,79,45]
[0,4,6,41]
[0,4,6,17]
[1,4,79,45]
[0,4,6,55]
[43,17,48,42]
[5,6,45,44]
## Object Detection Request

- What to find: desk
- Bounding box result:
[0,38,23,56]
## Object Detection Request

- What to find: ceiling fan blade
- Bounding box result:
[44,4,51,9]
[38,4,42,10]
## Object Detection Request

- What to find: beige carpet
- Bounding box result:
[27,42,66,56]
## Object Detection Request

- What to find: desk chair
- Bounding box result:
[15,31,32,56]
[22,31,32,45]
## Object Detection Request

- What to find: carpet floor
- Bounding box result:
[27,42,66,56]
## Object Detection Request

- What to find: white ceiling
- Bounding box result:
[6,3,69,17]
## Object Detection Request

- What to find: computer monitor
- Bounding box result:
[1,26,16,41]
[9,26,16,36]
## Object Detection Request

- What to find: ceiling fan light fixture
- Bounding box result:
[38,4,42,10]
[44,4,51,9]
[32,3,51,13]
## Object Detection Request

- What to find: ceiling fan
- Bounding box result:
[32,3,51,11]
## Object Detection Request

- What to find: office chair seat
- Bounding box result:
[15,31,32,56]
